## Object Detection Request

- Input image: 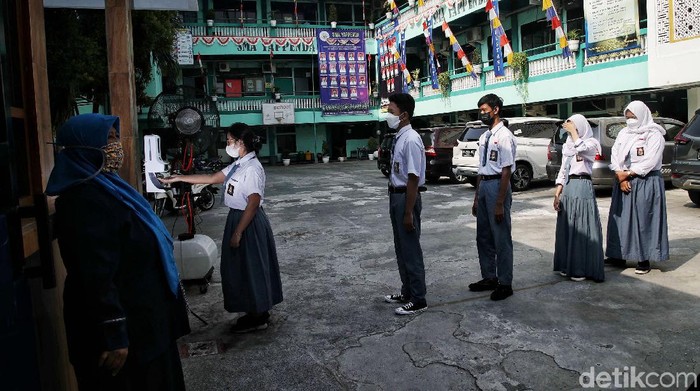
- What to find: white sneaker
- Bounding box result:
[570,276,586,282]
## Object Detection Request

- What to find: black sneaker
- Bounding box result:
[635,261,651,275]
[468,278,499,292]
[490,285,513,301]
[384,293,410,304]
[395,301,427,315]
[231,312,270,333]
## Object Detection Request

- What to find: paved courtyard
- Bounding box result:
[169,160,700,391]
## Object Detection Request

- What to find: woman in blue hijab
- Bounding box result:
[47,114,190,390]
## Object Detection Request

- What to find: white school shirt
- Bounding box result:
[610,129,664,176]
[220,153,265,210]
[389,124,426,187]
[477,122,517,176]
[555,138,598,185]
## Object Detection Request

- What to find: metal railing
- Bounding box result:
[184,22,373,38]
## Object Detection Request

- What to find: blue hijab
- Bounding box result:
[46,114,180,297]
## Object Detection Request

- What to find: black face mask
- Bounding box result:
[480,112,495,126]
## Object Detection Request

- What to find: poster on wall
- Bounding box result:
[317,29,369,116]
[584,0,640,57]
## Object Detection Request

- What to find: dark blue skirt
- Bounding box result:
[221,208,283,313]
[553,178,605,281]
[605,171,669,262]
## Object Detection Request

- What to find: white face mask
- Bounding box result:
[385,113,402,129]
[226,145,240,158]
[626,118,640,129]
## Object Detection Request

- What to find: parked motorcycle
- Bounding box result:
[193,155,227,173]
[151,180,218,217]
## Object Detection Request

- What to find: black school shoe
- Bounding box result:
[231,312,270,333]
[384,293,410,304]
[604,257,626,267]
[490,285,513,301]
[468,278,499,292]
[635,261,651,275]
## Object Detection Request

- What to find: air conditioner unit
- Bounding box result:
[465,27,483,42]
[218,62,230,72]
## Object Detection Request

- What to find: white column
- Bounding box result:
[688,87,700,122]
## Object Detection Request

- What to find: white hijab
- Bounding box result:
[615,101,666,169]
[563,114,600,158]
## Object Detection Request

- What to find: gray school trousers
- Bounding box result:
[389,192,426,303]
[476,179,513,285]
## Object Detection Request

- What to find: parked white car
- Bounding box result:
[452,117,560,191]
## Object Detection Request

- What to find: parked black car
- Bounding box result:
[377,132,396,177]
[417,125,467,183]
[671,108,700,206]
[546,116,685,188]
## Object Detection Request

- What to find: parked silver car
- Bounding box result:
[671,108,700,205]
[546,116,685,188]
[453,117,560,191]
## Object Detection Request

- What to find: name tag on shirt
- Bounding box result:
[227,183,235,195]
[393,162,400,173]
[576,154,583,162]
[636,147,645,156]
[489,150,498,162]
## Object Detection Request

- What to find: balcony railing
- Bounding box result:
[185,22,374,39]
[584,33,648,65]
[405,31,648,101]
[213,94,380,113]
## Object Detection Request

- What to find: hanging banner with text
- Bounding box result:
[174,30,194,65]
[317,29,369,116]
[584,0,639,57]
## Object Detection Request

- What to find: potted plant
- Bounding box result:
[269,10,279,27]
[371,81,379,98]
[408,0,416,6]
[438,72,451,98]
[368,22,375,30]
[328,4,338,28]
[205,9,215,27]
[385,2,392,19]
[210,86,218,101]
[411,68,421,88]
[511,52,528,83]
[567,29,582,52]
[471,49,482,74]
[321,141,330,163]
[367,137,378,160]
[511,52,529,113]
[271,86,281,101]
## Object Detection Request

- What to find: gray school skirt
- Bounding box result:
[553,178,605,281]
[221,207,283,313]
[605,171,669,262]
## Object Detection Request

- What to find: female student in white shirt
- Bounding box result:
[552,114,605,282]
[606,101,669,274]
[161,123,283,332]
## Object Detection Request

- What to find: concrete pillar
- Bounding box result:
[688,87,700,121]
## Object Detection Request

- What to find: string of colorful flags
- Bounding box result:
[543,0,571,58]
[422,18,439,89]
[441,21,477,79]
[486,0,513,78]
